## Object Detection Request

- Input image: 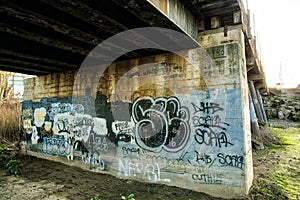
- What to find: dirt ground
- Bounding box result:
[0,126,299,200]
[0,154,218,200]
[0,150,281,200]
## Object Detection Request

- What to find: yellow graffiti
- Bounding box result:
[34,107,47,127]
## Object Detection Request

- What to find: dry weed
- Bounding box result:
[0,100,21,143]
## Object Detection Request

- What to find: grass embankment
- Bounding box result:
[269,128,300,199]
[250,127,300,200]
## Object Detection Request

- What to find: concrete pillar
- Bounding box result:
[249,91,264,149]
[199,26,253,197]
[256,89,268,123]
[248,81,264,121]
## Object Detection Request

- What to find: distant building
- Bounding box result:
[8,73,36,99]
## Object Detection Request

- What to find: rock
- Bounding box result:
[265,107,278,118]
[263,90,300,121]
[265,108,273,119]
[278,111,284,119]
[287,106,296,113]
[292,111,300,122]
[273,99,282,106]
[279,107,291,119]
[293,103,300,110]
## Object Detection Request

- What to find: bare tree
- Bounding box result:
[0,70,14,104]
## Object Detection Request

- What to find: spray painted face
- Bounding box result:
[44,121,52,132]
[34,107,47,127]
[23,119,33,134]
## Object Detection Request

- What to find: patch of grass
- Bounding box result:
[266,143,285,150]
[267,127,300,199]
[270,127,300,146]
[250,127,300,199]
[249,178,288,200]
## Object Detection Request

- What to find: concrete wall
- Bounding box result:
[21,27,252,199]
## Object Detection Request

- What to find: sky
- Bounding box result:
[248,0,300,88]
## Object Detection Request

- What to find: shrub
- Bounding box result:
[5,159,19,175]
[0,145,8,161]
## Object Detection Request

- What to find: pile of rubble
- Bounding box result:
[263,89,300,122]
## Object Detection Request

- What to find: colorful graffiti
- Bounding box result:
[48,103,84,121]
[34,107,47,127]
[42,137,72,156]
[22,90,246,189]
[22,108,33,135]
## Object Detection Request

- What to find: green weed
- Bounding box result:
[89,197,100,200]
[121,193,135,200]
[0,145,8,161]
[5,159,19,175]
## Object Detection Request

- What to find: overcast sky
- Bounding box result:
[248,0,300,88]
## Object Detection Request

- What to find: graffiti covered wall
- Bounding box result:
[21,40,252,199]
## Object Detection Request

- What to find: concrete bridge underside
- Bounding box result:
[1,0,268,199]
